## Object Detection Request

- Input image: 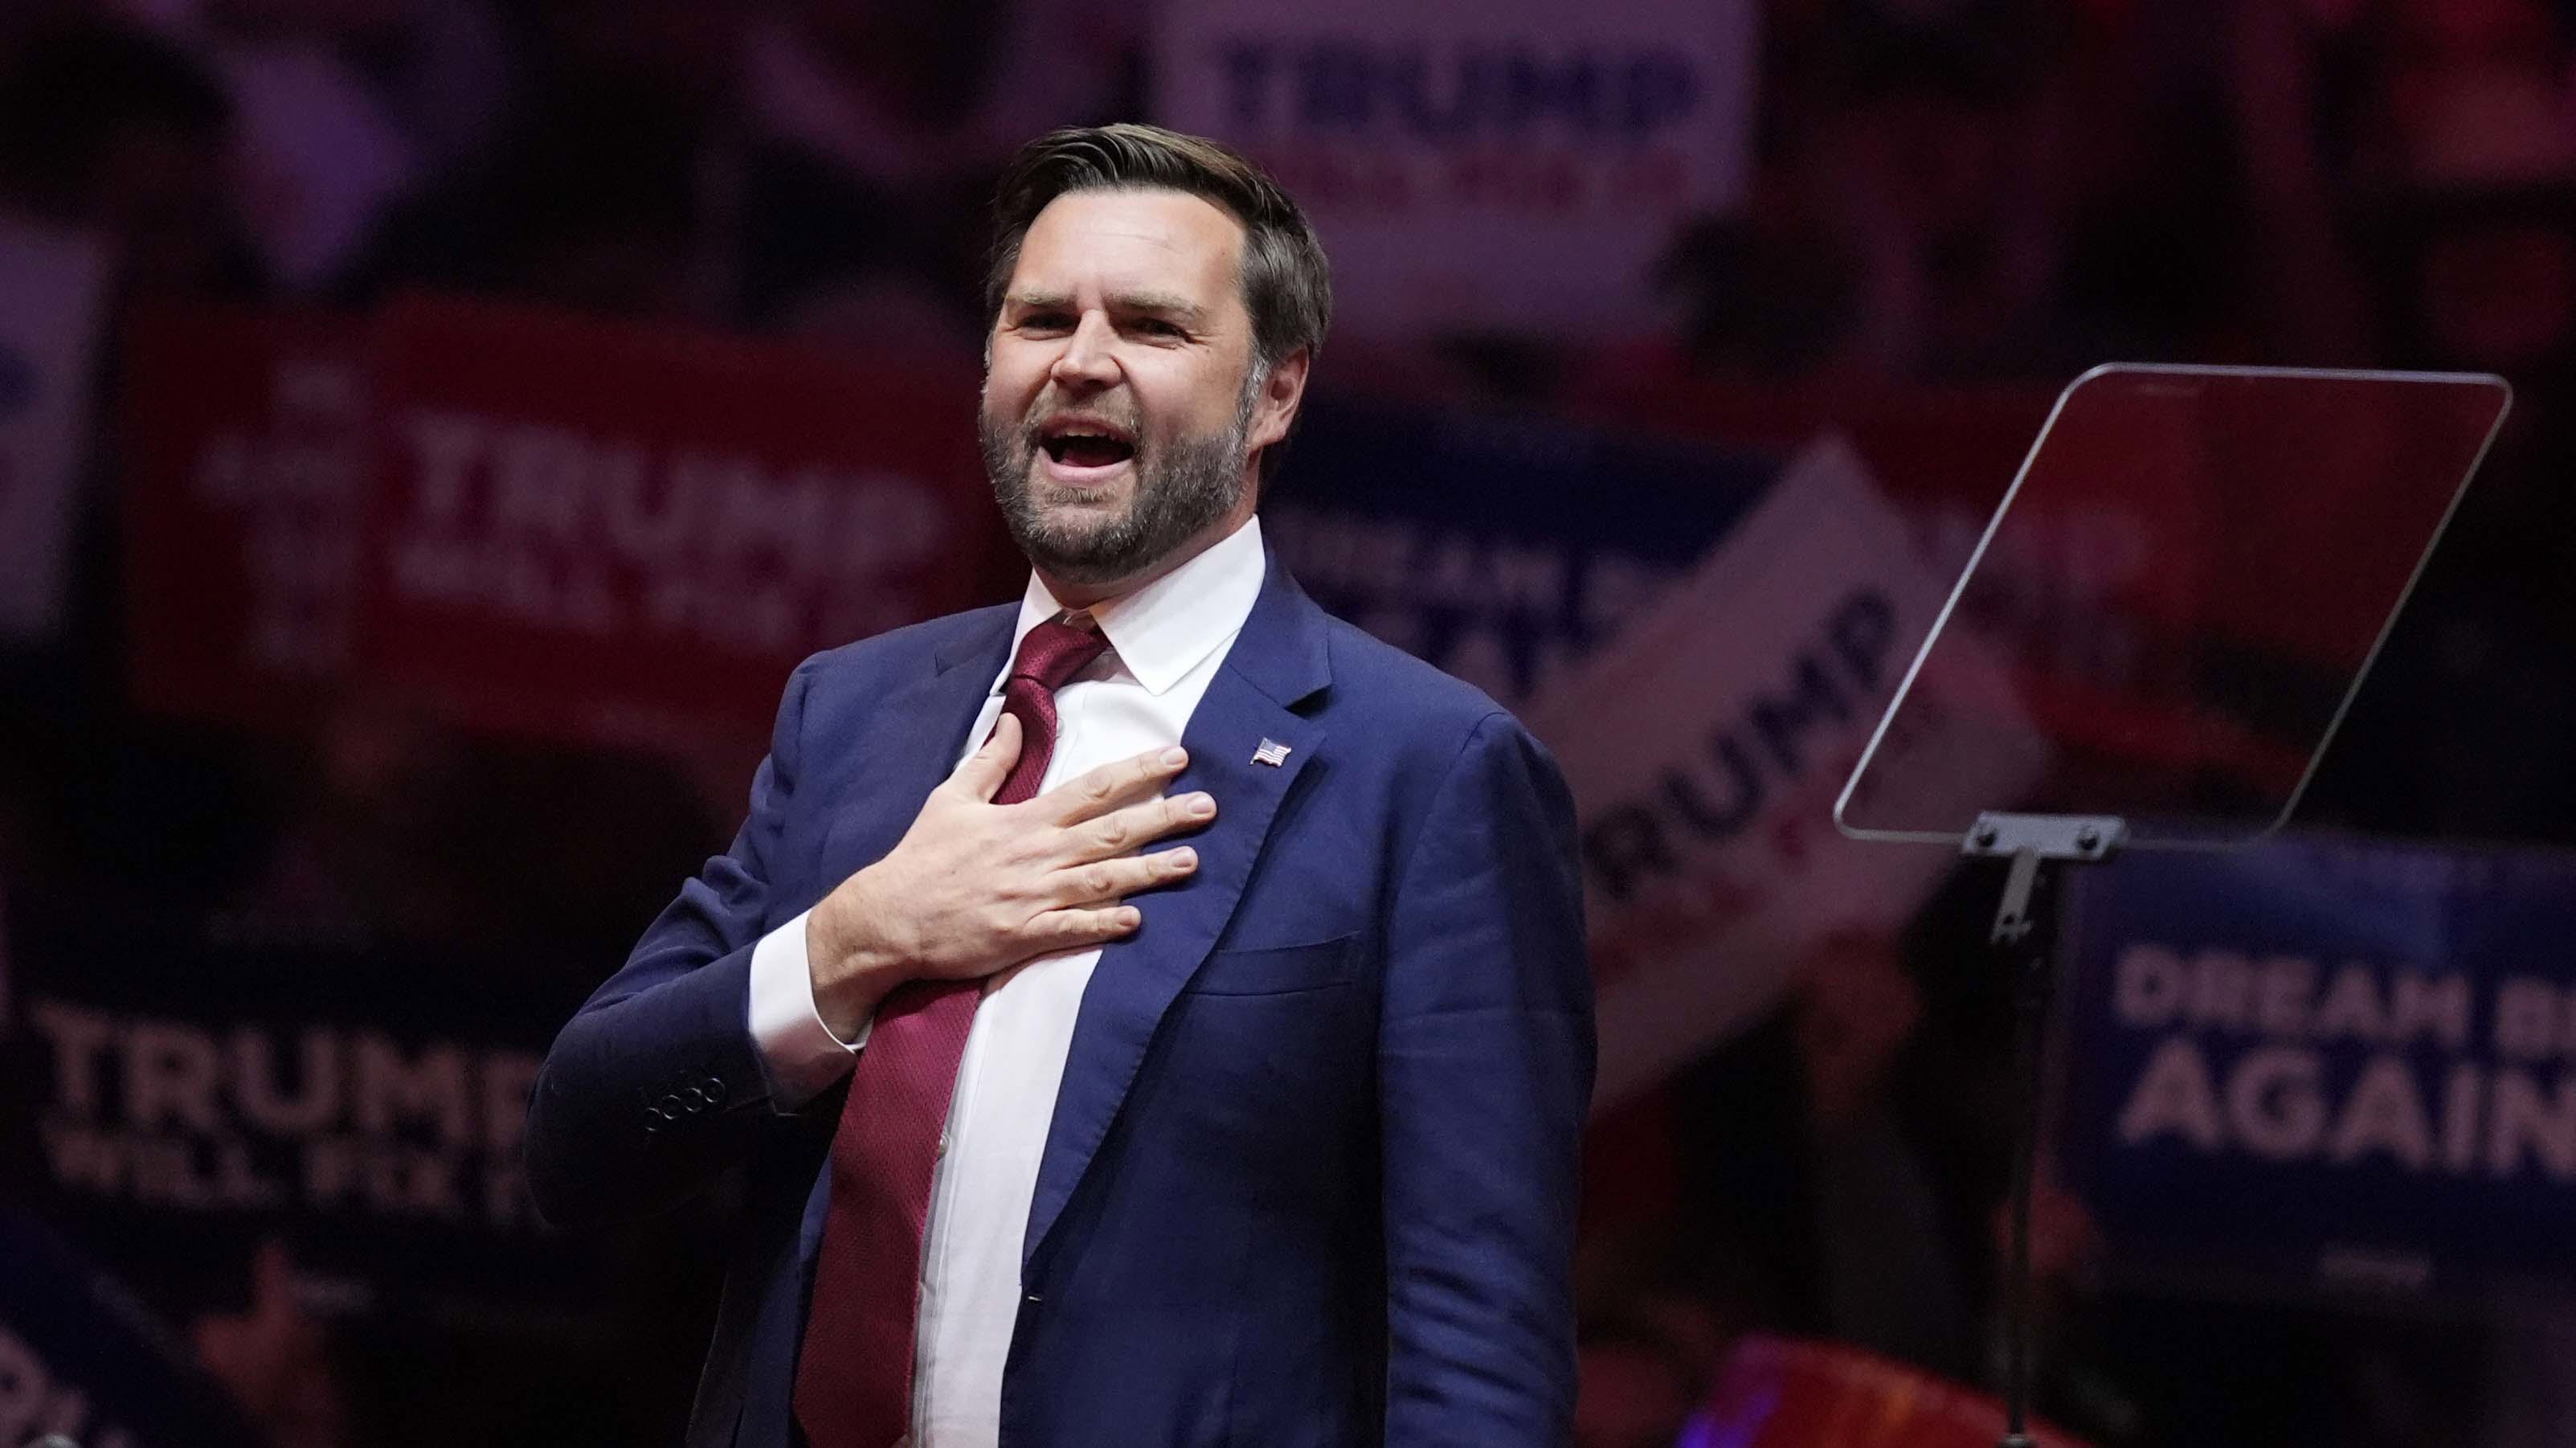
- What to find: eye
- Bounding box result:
[1018,311,1075,333]
[1133,317,1185,338]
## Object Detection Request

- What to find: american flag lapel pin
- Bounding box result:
[1251,738,1291,767]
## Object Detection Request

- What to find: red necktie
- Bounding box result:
[794,614,1110,1448]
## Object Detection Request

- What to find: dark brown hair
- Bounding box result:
[985,125,1332,479]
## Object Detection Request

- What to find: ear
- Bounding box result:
[1246,345,1310,455]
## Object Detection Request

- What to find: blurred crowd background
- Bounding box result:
[3,0,2576,1446]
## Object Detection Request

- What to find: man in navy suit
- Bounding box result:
[525,124,1593,1448]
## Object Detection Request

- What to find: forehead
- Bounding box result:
[1010,187,1248,310]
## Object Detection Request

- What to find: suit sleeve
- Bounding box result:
[1380,711,1596,1446]
[523,655,820,1229]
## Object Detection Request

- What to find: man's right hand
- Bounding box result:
[803,713,1214,1037]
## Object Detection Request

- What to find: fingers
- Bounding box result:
[1053,847,1199,906]
[1031,904,1144,951]
[952,711,1024,801]
[1065,793,1216,862]
[1037,744,1192,824]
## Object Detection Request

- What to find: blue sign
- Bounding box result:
[2060,835,2576,1295]
[1269,390,1778,706]
[0,894,619,1332]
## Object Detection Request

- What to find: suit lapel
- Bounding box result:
[811,607,1016,898]
[799,608,1012,1258]
[1022,554,1332,1269]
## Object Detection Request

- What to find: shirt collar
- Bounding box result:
[1008,515,1267,697]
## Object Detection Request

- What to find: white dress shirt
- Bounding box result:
[745,514,1267,1448]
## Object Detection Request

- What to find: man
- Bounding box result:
[525,124,1593,1448]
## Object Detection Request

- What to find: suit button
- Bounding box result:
[660,1093,684,1116]
[703,1074,725,1098]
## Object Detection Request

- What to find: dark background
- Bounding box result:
[2,1,2574,1446]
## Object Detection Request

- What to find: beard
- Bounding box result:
[979,370,1259,587]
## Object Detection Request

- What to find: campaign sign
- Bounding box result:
[123,306,370,730]
[359,294,1008,756]
[0,893,611,1336]
[1524,439,2046,1108]
[2061,835,2576,1294]
[1266,389,1778,709]
[1154,0,1759,340]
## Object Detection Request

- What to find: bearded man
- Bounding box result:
[525,123,1593,1448]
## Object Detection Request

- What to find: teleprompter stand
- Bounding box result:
[1965,812,2121,1448]
[1831,363,2512,1448]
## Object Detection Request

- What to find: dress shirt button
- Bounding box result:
[935,1131,947,1158]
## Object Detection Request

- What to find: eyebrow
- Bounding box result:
[1006,290,1212,325]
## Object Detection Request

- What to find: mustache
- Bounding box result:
[1016,399,1143,447]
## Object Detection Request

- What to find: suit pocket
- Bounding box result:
[1184,934,1358,996]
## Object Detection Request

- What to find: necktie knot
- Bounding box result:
[1010,616,1110,693]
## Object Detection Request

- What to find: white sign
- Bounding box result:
[1523,438,2048,1111]
[0,217,112,641]
[1152,0,1758,341]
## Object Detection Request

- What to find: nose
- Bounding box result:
[1049,310,1121,391]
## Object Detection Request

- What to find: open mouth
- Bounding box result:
[1037,416,1138,472]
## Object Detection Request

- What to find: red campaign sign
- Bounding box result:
[123,305,371,732]
[358,295,1011,755]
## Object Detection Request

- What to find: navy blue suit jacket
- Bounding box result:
[524,554,1594,1447]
